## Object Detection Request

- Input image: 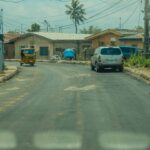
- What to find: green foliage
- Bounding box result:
[135,26,143,30]
[7,31,20,34]
[126,54,150,68]
[80,26,101,34]
[65,0,86,33]
[27,23,40,32]
[144,59,150,67]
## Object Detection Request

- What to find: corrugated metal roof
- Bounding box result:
[86,29,121,40]
[119,33,144,40]
[32,32,91,41]
[4,33,20,43]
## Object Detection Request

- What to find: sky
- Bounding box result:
[0,0,144,33]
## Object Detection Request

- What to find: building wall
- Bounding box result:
[15,35,91,59]
[120,40,143,49]
[15,35,53,59]
[53,41,91,56]
[91,33,120,49]
[4,43,15,59]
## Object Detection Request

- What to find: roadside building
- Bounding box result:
[4,33,20,59]
[119,33,144,49]
[13,32,91,60]
[86,29,138,49]
[86,29,121,49]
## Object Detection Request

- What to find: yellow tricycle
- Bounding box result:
[20,48,36,66]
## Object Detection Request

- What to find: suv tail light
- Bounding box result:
[122,56,124,62]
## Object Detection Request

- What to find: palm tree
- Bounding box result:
[65,0,86,33]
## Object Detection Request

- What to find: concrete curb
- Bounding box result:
[5,59,91,64]
[0,66,18,83]
[57,60,90,65]
[5,59,51,63]
[5,59,19,62]
[125,67,150,82]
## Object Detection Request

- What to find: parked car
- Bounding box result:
[91,46,124,72]
[119,46,138,59]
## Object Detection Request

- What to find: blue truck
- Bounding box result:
[63,49,76,59]
[119,46,138,59]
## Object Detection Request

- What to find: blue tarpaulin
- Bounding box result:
[63,49,76,59]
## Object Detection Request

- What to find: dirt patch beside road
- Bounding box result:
[0,66,18,83]
[125,67,150,83]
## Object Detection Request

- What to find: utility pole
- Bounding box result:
[44,20,50,32]
[59,27,62,32]
[144,0,150,55]
[119,17,122,30]
[0,9,4,71]
[21,24,23,34]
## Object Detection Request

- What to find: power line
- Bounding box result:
[43,0,139,31]
[0,0,24,3]
[85,0,139,24]
[122,2,139,26]
[88,0,123,19]
[138,0,143,27]
[2,0,141,33]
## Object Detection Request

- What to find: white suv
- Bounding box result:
[91,47,124,72]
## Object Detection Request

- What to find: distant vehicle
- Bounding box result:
[20,48,36,66]
[119,46,138,59]
[63,49,76,59]
[91,46,124,72]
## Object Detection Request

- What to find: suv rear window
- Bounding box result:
[101,48,121,55]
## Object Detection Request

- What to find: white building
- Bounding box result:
[13,32,91,60]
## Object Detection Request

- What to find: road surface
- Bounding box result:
[0,62,150,150]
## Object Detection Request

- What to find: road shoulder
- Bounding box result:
[125,67,150,83]
[58,60,150,83]
[0,66,18,83]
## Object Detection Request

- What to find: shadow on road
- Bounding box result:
[94,69,124,74]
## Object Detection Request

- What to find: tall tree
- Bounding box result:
[27,23,40,32]
[65,0,86,33]
[80,26,102,34]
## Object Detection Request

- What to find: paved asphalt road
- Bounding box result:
[0,62,150,150]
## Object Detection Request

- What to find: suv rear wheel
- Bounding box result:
[95,63,103,72]
[95,63,100,72]
[119,65,124,72]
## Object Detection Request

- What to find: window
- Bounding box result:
[20,45,27,49]
[30,46,34,48]
[40,47,49,56]
[55,48,64,52]
[101,48,121,55]
[99,41,105,46]
[110,41,116,46]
